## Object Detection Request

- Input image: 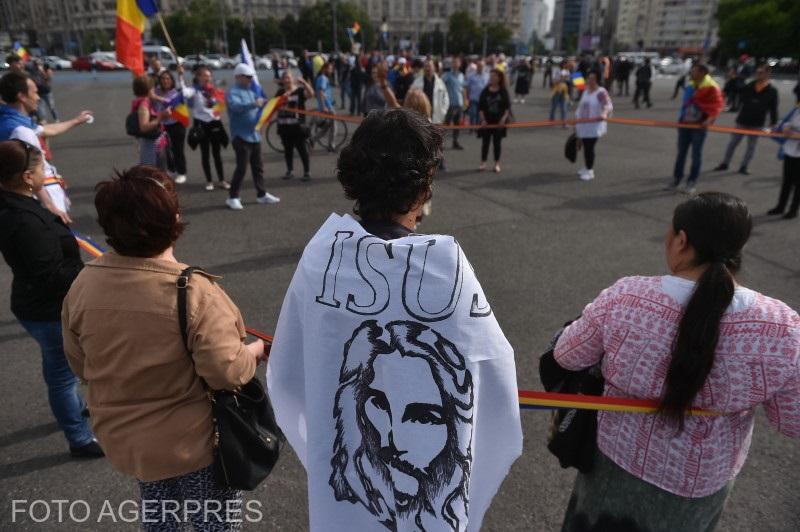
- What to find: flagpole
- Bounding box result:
[156,12,178,57]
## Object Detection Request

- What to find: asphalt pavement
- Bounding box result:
[1,69,799,531]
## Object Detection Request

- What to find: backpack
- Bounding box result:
[125,101,160,139]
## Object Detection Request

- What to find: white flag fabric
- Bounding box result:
[267,213,522,532]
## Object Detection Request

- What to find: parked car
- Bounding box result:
[658,57,690,76]
[205,53,235,68]
[142,45,183,70]
[183,54,223,70]
[90,51,124,69]
[43,55,72,70]
[72,55,117,71]
[255,56,272,70]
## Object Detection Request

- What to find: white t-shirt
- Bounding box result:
[575,87,613,139]
[9,125,69,212]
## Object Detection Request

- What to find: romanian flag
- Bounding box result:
[211,88,226,117]
[116,0,159,75]
[71,231,105,259]
[167,93,190,127]
[351,21,361,35]
[571,72,586,91]
[12,42,30,62]
[685,74,724,120]
[255,94,288,131]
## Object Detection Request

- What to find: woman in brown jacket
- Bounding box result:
[62,165,265,531]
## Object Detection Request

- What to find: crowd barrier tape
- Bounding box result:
[70,230,716,417]
[278,106,800,139]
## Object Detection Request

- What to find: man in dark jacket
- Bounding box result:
[633,58,653,109]
[714,64,779,175]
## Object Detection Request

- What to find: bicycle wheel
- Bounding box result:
[265,121,284,153]
[316,118,349,152]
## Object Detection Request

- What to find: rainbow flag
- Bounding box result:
[571,72,586,90]
[116,0,159,75]
[12,42,30,62]
[256,94,288,131]
[167,93,190,127]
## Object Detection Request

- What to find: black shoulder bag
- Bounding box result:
[538,319,604,473]
[177,267,283,490]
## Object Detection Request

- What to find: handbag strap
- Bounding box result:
[177,266,205,351]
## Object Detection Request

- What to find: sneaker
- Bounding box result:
[493,163,501,173]
[205,182,214,191]
[679,183,697,195]
[577,167,587,176]
[301,173,311,182]
[257,192,281,204]
[478,162,486,172]
[225,198,244,210]
[520,98,525,104]
[70,439,104,459]
[579,169,594,181]
[282,171,294,180]
[738,166,749,175]
[767,207,784,215]
[174,174,187,184]
[218,180,231,190]
[713,163,728,171]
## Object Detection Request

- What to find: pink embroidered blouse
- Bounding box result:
[554,275,800,498]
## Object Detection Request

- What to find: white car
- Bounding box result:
[659,57,689,76]
[255,56,272,70]
[205,54,235,68]
[183,54,223,70]
[44,55,72,70]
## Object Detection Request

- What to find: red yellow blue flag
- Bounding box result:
[168,93,191,127]
[571,72,586,90]
[116,0,159,75]
[256,94,288,131]
[12,42,30,62]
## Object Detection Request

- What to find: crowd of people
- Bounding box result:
[0,46,800,531]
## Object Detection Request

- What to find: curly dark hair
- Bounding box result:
[336,108,443,221]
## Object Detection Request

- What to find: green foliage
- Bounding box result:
[447,11,481,54]
[717,0,800,60]
[295,2,373,52]
[484,23,513,54]
[83,29,112,52]
[153,0,225,53]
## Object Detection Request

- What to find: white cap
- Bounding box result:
[234,63,255,77]
[398,57,407,65]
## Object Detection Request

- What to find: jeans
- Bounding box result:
[18,320,94,447]
[550,95,567,121]
[444,106,463,144]
[774,155,800,214]
[198,120,225,183]
[721,124,759,169]
[229,137,266,199]
[467,100,480,126]
[673,128,707,186]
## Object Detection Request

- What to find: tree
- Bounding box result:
[82,29,112,52]
[295,1,373,53]
[484,23,513,55]
[447,11,481,54]
[717,0,800,61]
[153,0,224,53]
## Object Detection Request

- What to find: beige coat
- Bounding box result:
[62,252,256,481]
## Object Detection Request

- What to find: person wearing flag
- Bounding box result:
[177,64,230,191]
[267,108,522,532]
[225,63,280,210]
[154,70,188,184]
[667,63,724,195]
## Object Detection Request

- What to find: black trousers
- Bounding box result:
[198,120,225,183]
[481,129,504,162]
[230,137,266,199]
[164,122,187,175]
[279,125,310,173]
[775,155,800,214]
[633,82,651,107]
[581,137,598,169]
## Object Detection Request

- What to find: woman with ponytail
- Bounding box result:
[554,192,800,532]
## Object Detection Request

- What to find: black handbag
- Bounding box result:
[564,133,579,163]
[538,319,604,473]
[177,267,283,490]
[187,122,205,150]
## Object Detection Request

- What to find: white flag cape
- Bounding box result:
[267,214,522,532]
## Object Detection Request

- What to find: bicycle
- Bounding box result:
[265,113,349,154]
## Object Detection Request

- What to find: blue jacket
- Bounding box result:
[226,85,261,143]
[0,104,37,141]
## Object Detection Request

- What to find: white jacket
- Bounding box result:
[412,74,450,124]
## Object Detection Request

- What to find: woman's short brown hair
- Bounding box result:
[95,166,186,257]
[132,75,152,97]
[403,89,432,120]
